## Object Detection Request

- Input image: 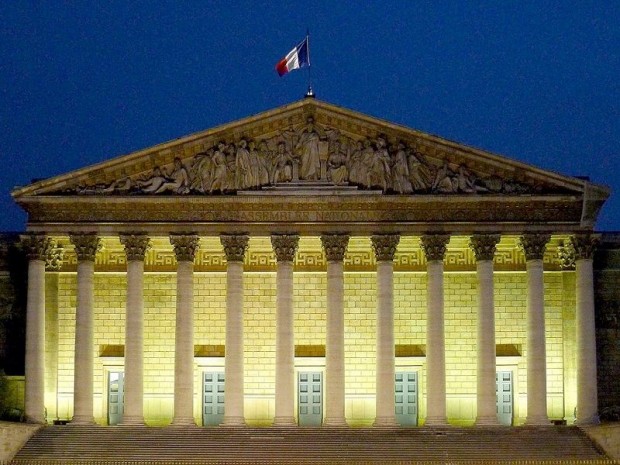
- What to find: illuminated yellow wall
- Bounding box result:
[46,237,576,427]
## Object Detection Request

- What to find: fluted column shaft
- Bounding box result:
[171,234,200,425]
[470,234,501,426]
[221,234,249,426]
[120,234,151,425]
[572,235,599,425]
[372,234,399,427]
[421,234,450,426]
[22,234,54,424]
[322,234,349,426]
[521,234,550,425]
[70,233,101,425]
[271,234,299,426]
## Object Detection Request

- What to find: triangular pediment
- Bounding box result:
[12,98,609,232]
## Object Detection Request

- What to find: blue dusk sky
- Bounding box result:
[1,1,618,231]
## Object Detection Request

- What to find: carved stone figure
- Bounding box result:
[190,150,214,193]
[210,143,229,193]
[248,140,269,187]
[347,140,365,186]
[273,141,293,183]
[295,116,324,181]
[407,149,432,192]
[138,167,168,194]
[326,140,349,185]
[432,162,457,193]
[391,142,413,194]
[235,139,255,190]
[368,136,391,192]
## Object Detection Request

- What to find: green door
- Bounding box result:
[496,371,513,426]
[108,371,124,425]
[395,372,418,426]
[203,372,225,426]
[298,372,322,426]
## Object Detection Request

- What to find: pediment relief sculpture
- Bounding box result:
[68,117,535,197]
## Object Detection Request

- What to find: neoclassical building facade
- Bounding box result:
[11,98,610,427]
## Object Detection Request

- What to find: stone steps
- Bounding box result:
[10,425,611,464]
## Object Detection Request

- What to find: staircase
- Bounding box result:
[10,425,612,464]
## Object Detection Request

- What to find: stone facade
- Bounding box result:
[3,98,614,428]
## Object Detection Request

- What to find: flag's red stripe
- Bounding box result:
[275,58,289,76]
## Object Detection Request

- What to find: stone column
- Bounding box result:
[420,234,450,426]
[520,233,551,426]
[221,234,249,426]
[371,234,400,427]
[271,234,299,426]
[69,233,101,425]
[170,234,200,425]
[321,234,350,426]
[119,233,151,425]
[571,234,599,425]
[21,234,54,424]
[470,234,501,426]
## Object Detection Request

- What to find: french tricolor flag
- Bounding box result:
[275,37,310,77]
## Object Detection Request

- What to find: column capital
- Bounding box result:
[271,234,299,262]
[321,234,350,262]
[371,234,400,262]
[558,240,576,270]
[119,233,151,261]
[46,243,65,272]
[469,234,501,262]
[70,233,102,262]
[570,234,600,260]
[420,234,450,261]
[20,233,54,261]
[221,234,249,262]
[170,234,200,262]
[519,233,551,261]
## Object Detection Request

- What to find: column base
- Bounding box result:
[424,416,448,427]
[323,417,348,427]
[221,416,246,427]
[475,416,500,426]
[25,415,46,425]
[120,415,145,426]
[272,416,296,427]
[70,415,95,425]
[171,417,197,426]
[575,414,600,426]
[373,416,397,427]
[525,415,550,426]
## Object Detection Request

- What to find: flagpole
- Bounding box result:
[306,29,314,98]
